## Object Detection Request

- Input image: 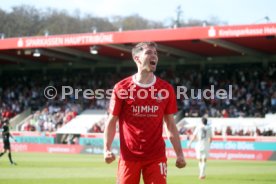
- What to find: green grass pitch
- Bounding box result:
[0,152,275,184]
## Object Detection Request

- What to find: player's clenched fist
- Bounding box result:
[104,150,116,164]
[175,156,187,168]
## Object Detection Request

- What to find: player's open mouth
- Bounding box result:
[150,61,156,65]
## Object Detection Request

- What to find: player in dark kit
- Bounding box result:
[0,120,17,165]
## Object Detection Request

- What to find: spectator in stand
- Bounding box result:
[0,63,275,135]
[271,92,276,113]
[221,109,229,118]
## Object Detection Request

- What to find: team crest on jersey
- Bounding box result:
[155,93,163,103]
[126,95,135,104]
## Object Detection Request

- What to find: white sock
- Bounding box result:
[199,162,203,177]
[198,162,201,176]
[201,162,206,177]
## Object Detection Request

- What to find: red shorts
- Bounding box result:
[117,157,167,184]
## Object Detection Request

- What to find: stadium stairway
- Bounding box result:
[56,109,107,134]
[9,108,32,131]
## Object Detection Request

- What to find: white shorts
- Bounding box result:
[195,149,209,159]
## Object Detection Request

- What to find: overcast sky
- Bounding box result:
[1,0,275,25]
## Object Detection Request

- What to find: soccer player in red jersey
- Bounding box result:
[104,42,186,184]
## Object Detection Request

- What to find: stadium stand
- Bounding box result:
[0,62,275,138]
[0,23,275,140]
[56,109,106,134]
[1,63,275,121]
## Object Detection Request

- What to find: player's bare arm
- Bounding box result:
[208,135,212,144]
[164,114,186,169]
[103,115,118,164]
[10,133,16,142]
[187,134,196,148]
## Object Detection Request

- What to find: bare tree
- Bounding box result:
[0,5,227,38]
[111,14,164,31]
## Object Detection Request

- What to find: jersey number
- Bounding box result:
[201,129,207,140]
[159,162,167,176]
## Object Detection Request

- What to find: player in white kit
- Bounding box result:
[188,117,212,179]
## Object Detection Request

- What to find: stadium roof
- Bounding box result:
[0,23,276,69]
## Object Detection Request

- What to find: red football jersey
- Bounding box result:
[109,75,177,161]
